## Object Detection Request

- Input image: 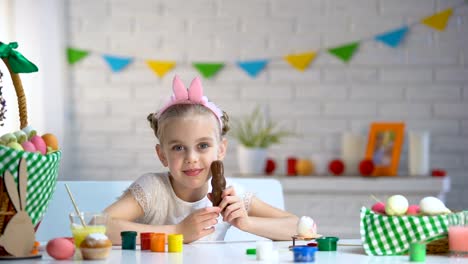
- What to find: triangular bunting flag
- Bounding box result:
[102,55,133,72]
[421,9,453,31]
[237,60,268,78]
[67,48,89,65]
[328,42,360,63]
[284,52,317,71]
[375,26,409,48]
[146,60,176,77]
[192,63,224,79]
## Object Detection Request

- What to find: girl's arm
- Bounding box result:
[242,197,298,240]
[105,192,221,244]
[103,193,177,244]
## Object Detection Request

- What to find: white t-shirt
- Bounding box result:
[126,172,252,241]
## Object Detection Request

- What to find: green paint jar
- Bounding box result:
[316,236,339,251]
[121,231,137,250]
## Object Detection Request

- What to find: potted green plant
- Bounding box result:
[231,106,292,175]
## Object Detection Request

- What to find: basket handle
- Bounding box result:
[2,58,28,129]
[0,42,39,129]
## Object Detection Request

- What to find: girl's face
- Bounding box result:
[156,114,227,195]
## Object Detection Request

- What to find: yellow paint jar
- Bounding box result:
[168,234,183,253]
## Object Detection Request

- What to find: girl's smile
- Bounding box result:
[183,168,204,177]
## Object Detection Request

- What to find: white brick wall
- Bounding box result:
[67,0,468,210]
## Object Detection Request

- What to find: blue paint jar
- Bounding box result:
[293,246,317,262]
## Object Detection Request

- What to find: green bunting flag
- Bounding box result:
[67,48,89,65]
[328,42,360,63]
[192,63,224,79]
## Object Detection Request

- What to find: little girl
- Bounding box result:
[104,76,298,244]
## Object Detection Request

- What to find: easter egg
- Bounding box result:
[21,141,37,153]
[46,237,75,260]
[30,135,47,155]
[295,159,314,176]
[406,205,420,215]
[371,202,386,215]
[385,195,408,216]
[264,158,276,175]
[7,141,24,151]
[359,159,375,176]
[42,133,59,151]
[328,159,345,176]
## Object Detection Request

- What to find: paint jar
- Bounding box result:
[150,233,166,252]
[140,232,153,250]
[120,231,137,250]
[316,236,339,251]
[293,246,317,262]
[409,242,426,262]
[168,234,183,253]
[256,240,273,260]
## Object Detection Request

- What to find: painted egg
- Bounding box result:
[46,238,75,260]
[30,135,47,154]
[21,141,37,153]
[42,133,59,151]
[295,159,314,176]
[7,141,24,151]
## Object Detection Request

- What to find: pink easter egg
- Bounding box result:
[46,237,75,260]
[21,141,37,153]
[30,135,47,154]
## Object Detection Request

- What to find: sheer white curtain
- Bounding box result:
[1,0,68,172]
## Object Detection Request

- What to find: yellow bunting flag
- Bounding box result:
[146,60,176,77]
[284,52,317,71]
[421,8,453,31]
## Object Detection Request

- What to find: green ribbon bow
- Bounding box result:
[0,42,38,73]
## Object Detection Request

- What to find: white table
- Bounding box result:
[8,239,468,263]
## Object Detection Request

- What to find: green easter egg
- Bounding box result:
[7,141,24,151]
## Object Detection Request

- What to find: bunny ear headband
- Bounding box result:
[155,75,223,128]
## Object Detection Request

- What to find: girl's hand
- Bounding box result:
[209,186,251,231]
[176,207,221,243]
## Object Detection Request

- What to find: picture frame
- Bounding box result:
[365,122,405,176]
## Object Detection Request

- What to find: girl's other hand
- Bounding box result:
[217,186,251,231]
[176,207,221,243]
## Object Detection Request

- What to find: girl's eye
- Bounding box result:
[199,143,209,149]
[172,145,184,151]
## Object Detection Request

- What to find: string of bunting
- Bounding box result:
[67,5,463,79]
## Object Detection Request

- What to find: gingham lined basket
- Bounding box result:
[0,45,61,254]
[0,145,61,226]
[360,207,467,256]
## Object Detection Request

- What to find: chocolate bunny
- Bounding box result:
[210,160,226,207]
[0,158,35,257]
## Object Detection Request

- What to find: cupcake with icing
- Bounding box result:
[80,233,112,260]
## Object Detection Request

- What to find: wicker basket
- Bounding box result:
[0,56,61,256]
[359,207,468,256]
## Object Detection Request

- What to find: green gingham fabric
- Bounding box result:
[0,145,61,226]
[360,207,466,256]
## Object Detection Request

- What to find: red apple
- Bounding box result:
[406,204,420,215]
[371,202,386,215]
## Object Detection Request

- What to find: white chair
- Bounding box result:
[36,178,285,242]
[224,178,284,241]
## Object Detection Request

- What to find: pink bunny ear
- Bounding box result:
[172,75,188,100]
[188,77,203,102]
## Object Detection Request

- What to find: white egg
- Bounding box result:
[297,216,317,237]
[385,195,409,216]
[419,196,451,215]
